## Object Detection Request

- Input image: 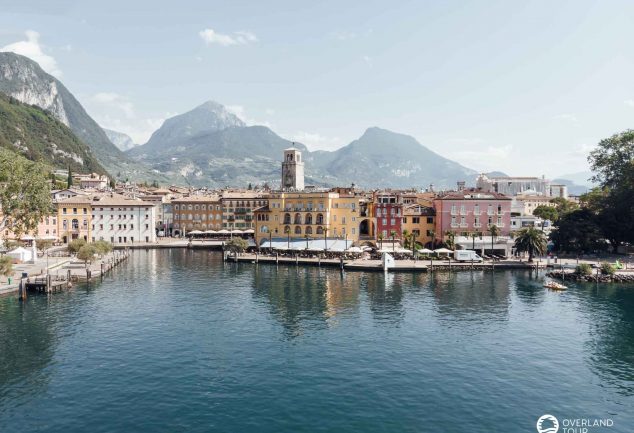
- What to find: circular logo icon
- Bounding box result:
[536,414,559,433]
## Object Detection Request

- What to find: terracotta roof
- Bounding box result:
[437,189,511,200]
[171,195,221,203]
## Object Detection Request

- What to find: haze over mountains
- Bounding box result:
[0,51,594,191]
[127,100,477,188]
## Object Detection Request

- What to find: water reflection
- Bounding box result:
[0,295,57,406]
[578,284,634,397]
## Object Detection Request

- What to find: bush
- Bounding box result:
[575,263,593,276]
[68,238,86,254]
[0,255,13,277]
[36,239,53,250]
[600,262,615,275]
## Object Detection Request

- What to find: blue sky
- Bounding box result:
[1,0,634,178]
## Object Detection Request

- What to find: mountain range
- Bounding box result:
[127,101,477,188]
[103,128,137,151]
[0,92,105,173]
[0,52,163,181]
[0,51,593,191]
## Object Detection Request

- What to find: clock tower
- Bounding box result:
[281,147,304,191]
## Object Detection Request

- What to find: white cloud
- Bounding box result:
[624,99,634,108]
[553,113,579,124]
[92,92,135,119]
[362,55,373,68]
[265,108,275,115]
[199,28,258,47]
[288,131,345,151]
[1,30,62,77]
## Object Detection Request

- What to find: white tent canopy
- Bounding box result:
[434,248,454,254]
[188,230,203,235]
[7,247,33,262]
[418,248,434,254]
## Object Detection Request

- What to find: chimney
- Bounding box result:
[457,181,466,191]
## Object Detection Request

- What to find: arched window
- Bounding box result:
[260,225,269,233]
[294,213,302,224]
[316,226,324,235]
[294,226,302,235]
[305,213,313,225]
[284,213,291,224]
[305,226,312,235]
[72,219,79,230]
[316,213,324,224]
[284,226,291,234]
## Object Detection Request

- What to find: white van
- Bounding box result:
[454,250,483,262]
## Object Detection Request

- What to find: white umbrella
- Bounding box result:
[346,246,363,253]
[231,229,243,234]
[362,246,373,251]
[217,229,230,234]
[204,230,216,234]
[417,248,434,254]
[38,235,58,240]
[243,229,255,234]
[189,230,203,235]
[434,248,454,254]
[20,234,35,241]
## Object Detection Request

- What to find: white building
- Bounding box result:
[91,194,156,244]
[476,174,567,198]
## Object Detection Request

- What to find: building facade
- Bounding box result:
[91,195,156,244]
[433,189,512,243]
[57,196,92,243]
[254,191,361,245]
[172,196,223,235]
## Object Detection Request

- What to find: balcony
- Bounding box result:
[459,223,468,228]
[450,223,459,228]
[473,223,482,228]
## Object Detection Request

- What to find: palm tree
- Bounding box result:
[513,227,547,262]
[402,229,410,248]
[488,224,500,254]
[390,230,397,252]
[444,231,455,249]
[378,232,384,250]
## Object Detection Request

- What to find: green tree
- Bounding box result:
[225,237,248,255]
[402,229,410,248]
[77,244,97,265]
[551,209,605,254]
[513,227,547,262]
[0,149,52,239]
[67,165,73,188]
[533,205,558,222]
[93,240,113,257]
[68,238,87,254]
[589,129,634,189]
[549,197,578,216]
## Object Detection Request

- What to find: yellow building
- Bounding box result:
[254,190,363,245]
[402,203,436,248]
[56,196,92,243]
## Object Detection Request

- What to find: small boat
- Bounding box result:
[544,281,567,290]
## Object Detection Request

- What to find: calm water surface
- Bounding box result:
[1,250,633,432]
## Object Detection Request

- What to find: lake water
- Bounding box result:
[1,250,633,432]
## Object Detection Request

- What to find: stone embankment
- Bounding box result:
[547,270,634,283]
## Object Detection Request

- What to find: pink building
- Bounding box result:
[433,189,512,244]
[35,214,59,240]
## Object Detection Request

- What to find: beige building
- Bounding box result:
[172,195,223,235]
[57,196,92,243]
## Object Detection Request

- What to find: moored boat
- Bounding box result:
[544,281,567,290]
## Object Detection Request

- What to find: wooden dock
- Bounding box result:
[24,275,70,293]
